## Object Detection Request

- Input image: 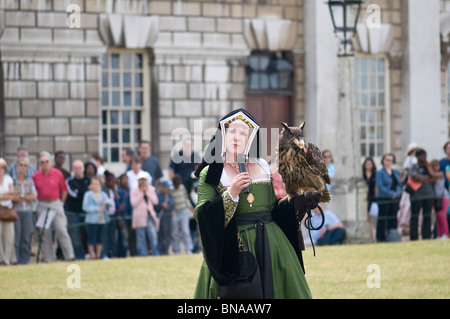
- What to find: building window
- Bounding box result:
[101,49,149,164]
[354,56,389,159]
[246,52,294,92]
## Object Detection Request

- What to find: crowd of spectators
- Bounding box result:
[0,139,200,265]
[303,142,450,247]
[363,141,450,243]
[1,138,448,265]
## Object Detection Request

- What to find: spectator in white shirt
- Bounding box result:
[126,155,152,190]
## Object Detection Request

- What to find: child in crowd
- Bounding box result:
[102,172,118,258]
[155,180,175,255]
[116,174,131,257]
[170,174,193,255]
[82,177,114,260]
[130,172,159,256]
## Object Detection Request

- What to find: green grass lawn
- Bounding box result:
[305,239,449,299]
[1,240,448,299]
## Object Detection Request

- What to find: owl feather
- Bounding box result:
[278,122,331,204]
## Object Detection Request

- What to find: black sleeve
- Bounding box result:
[196,196,240,285]
[271,199,305,274]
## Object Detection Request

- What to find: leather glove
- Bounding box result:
[293,192,322,220]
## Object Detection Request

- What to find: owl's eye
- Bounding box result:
[289,133,293,137]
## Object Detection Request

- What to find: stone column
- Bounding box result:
[304,0,368,242]
[329,56,369,243]
[402,0,444,160]
[304,0,339,146]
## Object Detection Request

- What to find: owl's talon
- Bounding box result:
[279,194,294,203]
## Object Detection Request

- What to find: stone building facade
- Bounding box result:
[1,0,450,239]
[1,0,449,169]
[0,0,306,174]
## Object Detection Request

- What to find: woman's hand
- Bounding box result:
[229,172,251,198]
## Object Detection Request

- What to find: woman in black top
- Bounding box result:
[363,157,377,211]
[409,149,436,240]
[363,157,377,242]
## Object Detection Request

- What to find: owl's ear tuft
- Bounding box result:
[299,122,305,130]
[281,122,290,131]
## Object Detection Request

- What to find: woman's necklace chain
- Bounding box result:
[224,157,255,207]
[224,156,239,169]
[227,162,239,170]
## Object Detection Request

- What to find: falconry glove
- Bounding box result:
[293,192,322,220]
[293,192,324,256]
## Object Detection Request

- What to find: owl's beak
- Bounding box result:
[293,138,306,153]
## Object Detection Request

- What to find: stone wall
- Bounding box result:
[151,0,304,168]
[156,55,246,167]
[0,0,305,171]
[440,0,450,141]
[0,0,104,169]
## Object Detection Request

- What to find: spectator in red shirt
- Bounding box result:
[33,151,74,262]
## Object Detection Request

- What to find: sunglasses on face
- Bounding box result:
[40,160,49,165]
[18,163,28,167]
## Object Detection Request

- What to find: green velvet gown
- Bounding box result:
[193,166,312,299]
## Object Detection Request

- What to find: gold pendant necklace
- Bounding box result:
[247,192,255,207]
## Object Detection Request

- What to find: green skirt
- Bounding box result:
[193,218,312,299]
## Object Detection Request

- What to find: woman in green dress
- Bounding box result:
[193,108,320,299]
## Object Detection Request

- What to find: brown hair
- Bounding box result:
[130,155,142,165]
[381,153,396,166]
[90,176,102,185]
[362,157,377,176]
[172,174,183,188]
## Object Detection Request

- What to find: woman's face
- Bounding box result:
[323,152,332,166]
[445,143,450,156]
[383,155,394,168]
[364,160,374,170]
[225,123,250,157]
[17,160,28,174]
[85,164,96,177]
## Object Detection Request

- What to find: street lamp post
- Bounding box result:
[327,0,362,56]
[327,0,369,242]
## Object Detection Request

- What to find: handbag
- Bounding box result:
[405,177,421,194]
[434,198,444,211]
[0,205,19,222]
[216,250,263,299]
[369,201,379,218]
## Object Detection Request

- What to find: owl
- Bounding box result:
[278,122,331,204]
